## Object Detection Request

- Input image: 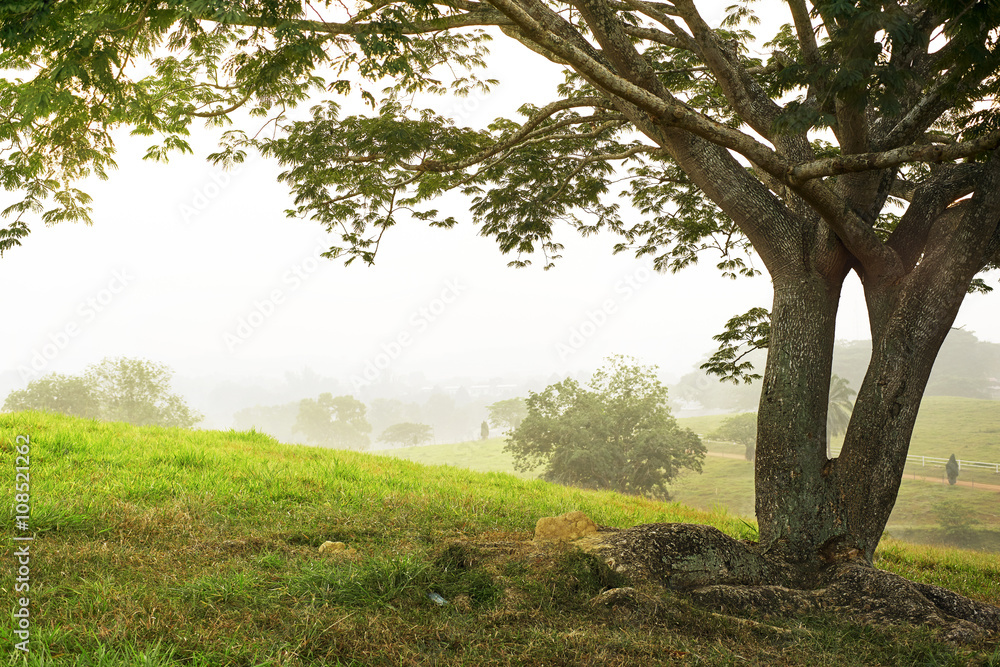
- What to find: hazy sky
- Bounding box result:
[2,3,998,400]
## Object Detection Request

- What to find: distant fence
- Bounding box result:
[829,449,1000,474]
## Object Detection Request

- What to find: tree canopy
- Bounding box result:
[294,392,373,449]
[4,0,1000,621]
[3,372,101,419]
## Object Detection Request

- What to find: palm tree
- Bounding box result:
[827,375,857,457]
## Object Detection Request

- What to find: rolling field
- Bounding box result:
[2,410,999,665]
[384,397,1000,549]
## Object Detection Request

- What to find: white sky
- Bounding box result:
[1,3,998,401]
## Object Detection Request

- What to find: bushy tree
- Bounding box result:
[85,357,202,428]
[710,412,757,462]
[367,398,422,437]
[506,356,704,498]
[378,422,433,447]
[486,398,528,434]
[3,358,201,428]
[294,393,372,449]
[934,498,979,547]
[232,402,301,443]
[3,373,101,419]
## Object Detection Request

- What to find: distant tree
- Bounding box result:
[85,357,202,428]
[946,454,960,486]
[826,375,857,456]
[367,398,422,437]
[3,373,101,419]
[710,413,757,462]
[4,358,201,428]
[506,356,704,499]
[480,421,489,440]
[925,330,1000,399]
[294,393,372,449]
[486,398,528,434]
[378,422,433,447]
[672,364,763,413]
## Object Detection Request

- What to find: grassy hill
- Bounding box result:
[2,411,1000,665]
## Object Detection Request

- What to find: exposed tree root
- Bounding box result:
[587,523,1000,644]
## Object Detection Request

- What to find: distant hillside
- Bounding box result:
[673,329,1000,413]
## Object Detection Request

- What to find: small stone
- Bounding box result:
[319,540,348,554]
[534,510,598,542]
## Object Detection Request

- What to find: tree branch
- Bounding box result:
[669,0,778,140]
[488,0,794,184]
[617,0,698,51]
[188,92,254,118]
[786,0,820,66]
[416,96,613,172]
[621,24,691,51]
[874,82,951,151]
[787,132,1000,183]
[888,163,984,270]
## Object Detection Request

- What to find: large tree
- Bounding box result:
[4,0,1000,630]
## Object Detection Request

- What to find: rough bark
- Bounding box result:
[754,266,847,563]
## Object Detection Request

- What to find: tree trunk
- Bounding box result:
[833,264,980,559]
[754,269,846,565]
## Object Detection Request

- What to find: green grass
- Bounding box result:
[897,397,1000,462]
[674,412,734,437]
[377,438,540,478]
[2,411,999,665]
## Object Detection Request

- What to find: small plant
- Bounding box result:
[432,543,501,607]
[932,499,980,547]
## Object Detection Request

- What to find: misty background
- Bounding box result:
[2,14,998,443]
